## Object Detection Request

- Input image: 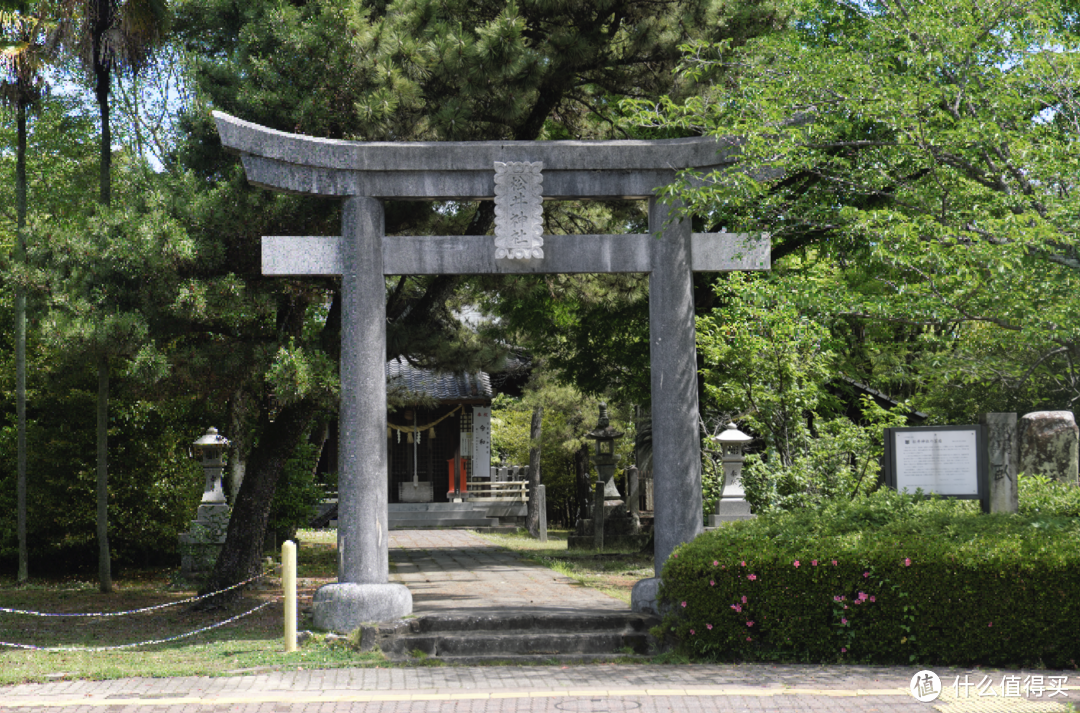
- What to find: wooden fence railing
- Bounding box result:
[465,480,529,502]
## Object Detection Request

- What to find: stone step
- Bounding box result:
[389,510,493,521]
[376,611,658,662]
[389,518,499,529]
[389,503,492,512]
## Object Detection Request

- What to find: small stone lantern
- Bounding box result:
[180,427,232,581]
[709,423,755,525]
[190,427,230,504]
[586,403,624,499]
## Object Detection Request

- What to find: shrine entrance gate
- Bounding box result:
[214,112,770,631]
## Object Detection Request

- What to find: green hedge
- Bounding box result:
[660,485,1080,667]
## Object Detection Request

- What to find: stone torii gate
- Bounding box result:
[214,112,770,630]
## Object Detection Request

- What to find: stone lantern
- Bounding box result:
[179,427,232,581]
[190,427,230,504]
[708,423,755,525]
[568,404,648,550]
[587,403,624,500]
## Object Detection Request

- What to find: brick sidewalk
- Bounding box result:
[1,663,1074,712]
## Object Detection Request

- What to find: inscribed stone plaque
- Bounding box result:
[494,161,544,259]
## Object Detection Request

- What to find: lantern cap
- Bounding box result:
[192,427,230,450]
[713,422,752,446]
[586,403,623,440]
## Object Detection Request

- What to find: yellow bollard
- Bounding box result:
[282,540,297,652]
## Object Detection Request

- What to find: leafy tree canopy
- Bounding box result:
[631,0,1080,418]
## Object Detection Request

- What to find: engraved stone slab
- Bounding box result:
[494,161,544,259]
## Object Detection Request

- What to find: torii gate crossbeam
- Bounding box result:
[214,112,770,631]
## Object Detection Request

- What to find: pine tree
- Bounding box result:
[170,0,787,596]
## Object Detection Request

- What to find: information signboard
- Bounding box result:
[883,425,988,509]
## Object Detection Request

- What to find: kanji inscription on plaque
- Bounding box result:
[494,161,544,259]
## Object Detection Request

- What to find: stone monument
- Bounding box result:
[214,112,771,626]
[1019,411,1079,485]
[981,413,1019,513]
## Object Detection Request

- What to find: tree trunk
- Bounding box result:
[525,405,543,538]
[575,443,590,521]
[227,383,252,501]
[16,96,28,583]
[93,5,113,594]
[96,355,112,593]
[93,5,112,208]
[200,400,317,604]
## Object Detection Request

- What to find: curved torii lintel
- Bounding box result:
[213,111,740,199]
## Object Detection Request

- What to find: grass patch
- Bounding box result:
[0,530,383,684]
[472,529,653,605]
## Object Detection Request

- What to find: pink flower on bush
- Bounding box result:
[741,595,747,603]
[811,560,818,566]
[731,604,742,612]
[904,558,911,567]
[707,624,713,630]
[710,580,715,587]
[988,622,993,627]
[863,571,870,578]
[794,560,800,568]
[741,561,746,567]
[689,629,694,635]
[869,596,875,603]
[746,636,752,641]
[857,592,868,602]
[832,560,838,566]
[681,601,687,608]
[841,618,848,625]
[747,574,757,581]
[713,560,719,566]
[841,647,847,653]
[746,621,755,627]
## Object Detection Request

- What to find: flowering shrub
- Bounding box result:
[659,489,1080,667]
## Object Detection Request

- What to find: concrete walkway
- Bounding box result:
[1,531,1076,712]
[389,529,626,613]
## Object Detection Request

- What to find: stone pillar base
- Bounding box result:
[631,577,661,616]
[708,498,754,526]
[313,582,412,633]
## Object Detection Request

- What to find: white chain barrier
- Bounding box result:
[0,569,280,652]
[0,569,273,618]
[0,599,278,652]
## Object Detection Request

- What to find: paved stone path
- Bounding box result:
[388,530,625,613]
[1,531,1076,712]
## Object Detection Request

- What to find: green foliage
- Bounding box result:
[490,371,636,525]
[267,440,323,544]
[632,0,1080,418]
[0,381,209,572]
[1018,474,1080,519]
[661,490,1080,667]
[698,272,907,512]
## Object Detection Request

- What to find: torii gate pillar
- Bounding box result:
[214,113,769,630]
